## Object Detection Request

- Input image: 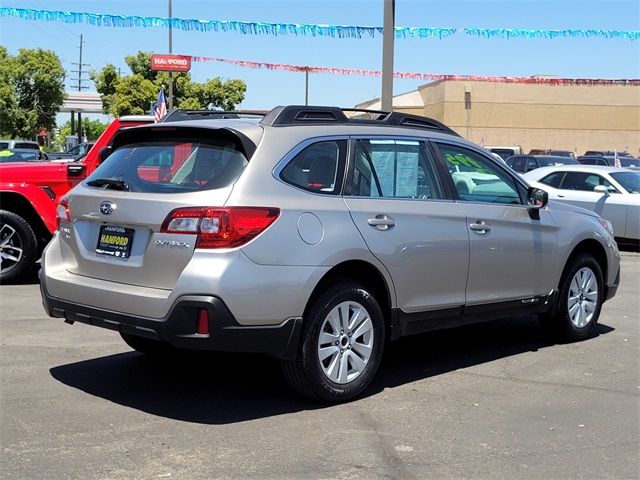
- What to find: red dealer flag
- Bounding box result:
[151,54,191,72]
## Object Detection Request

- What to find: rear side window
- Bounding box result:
[348,139,442,199]
[85,139,248,193]
[539,172,565,188]
[280,140,346,194]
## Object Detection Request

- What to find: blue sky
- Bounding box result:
[1,0,639,112]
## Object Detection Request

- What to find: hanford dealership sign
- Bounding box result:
[151,54,191,72]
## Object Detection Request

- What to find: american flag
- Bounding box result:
[154,88,167,122]
[614,150,621,168]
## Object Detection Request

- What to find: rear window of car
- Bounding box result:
[536,157,579,167]
[15,142,39,150]
[85,139,248,193]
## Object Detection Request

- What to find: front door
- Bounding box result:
[433,142,559,305]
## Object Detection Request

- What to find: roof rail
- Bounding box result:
[161,109,268,122]
[260,105,460,137]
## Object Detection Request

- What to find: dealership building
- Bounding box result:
[356,80,640,156]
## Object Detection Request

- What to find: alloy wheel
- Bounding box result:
[317,300,374,384]
[567,267,598,328]
[0,223,24,275]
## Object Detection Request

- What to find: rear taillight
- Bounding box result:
[161,207,280,248]
[56,198,70,229]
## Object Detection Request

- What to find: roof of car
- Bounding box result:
[523,164,636,178]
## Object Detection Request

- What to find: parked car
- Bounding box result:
[577,155,640,168]
[546,150,575,158]
[584,150,633,157]
[506,154,579,173]
[524,165,639,247]
[486,145,522,160]
[40,105,620,402]
[0,116,153,282]
[0,139,40,151]
[0,149,48,162]
[49,142,95,162]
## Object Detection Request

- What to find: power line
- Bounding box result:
[70,33,90,91]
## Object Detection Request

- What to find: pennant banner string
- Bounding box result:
[1,8,638,41]
[190,56,640,86]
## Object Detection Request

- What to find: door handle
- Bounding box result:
[368,214,395,230]
[557,194,565,198]
[469,220,491,234]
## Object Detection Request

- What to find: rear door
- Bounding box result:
[59,129,251,290]
[433,142,558,305]
[343,137,469,313]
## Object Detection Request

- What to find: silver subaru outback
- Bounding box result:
[40,106,620,402]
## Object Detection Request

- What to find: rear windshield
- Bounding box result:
[536,157,578,167]
[489,149,515,160]
[85,139,248,193]
[610,171,640,193]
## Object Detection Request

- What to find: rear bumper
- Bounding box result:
[40,270,303,360]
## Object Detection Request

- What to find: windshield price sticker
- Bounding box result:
[96,225,134,258]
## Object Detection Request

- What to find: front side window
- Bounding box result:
[436,143,522,205]
[280,140,345,195]
[560,172,618,193]
[508,156,526,172]
[85,139,248,193]
[348,139,442,199]
[525,158,538,172]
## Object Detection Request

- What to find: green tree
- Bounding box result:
[0,47,66,138]
[54,118,107,150]
[91,51,246,117]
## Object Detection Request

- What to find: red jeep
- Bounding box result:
[0,115,153,282]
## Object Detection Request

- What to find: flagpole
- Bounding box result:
[168,0,174,111]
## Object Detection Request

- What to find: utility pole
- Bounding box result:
[304,68,309,106]
[168,0,174,110]
[71,33,90,142]
[381,0,395,112]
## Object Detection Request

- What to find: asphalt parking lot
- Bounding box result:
[1,253,638,480]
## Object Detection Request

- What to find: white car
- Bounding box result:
[524,165,640,246]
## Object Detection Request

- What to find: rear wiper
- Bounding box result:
[86,178,131,191]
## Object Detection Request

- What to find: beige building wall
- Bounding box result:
[370,80,640,156]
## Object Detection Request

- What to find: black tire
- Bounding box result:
[542,253,604,342]
[0,210,38,283]
[120,332,175,356]
[281,281,385,402]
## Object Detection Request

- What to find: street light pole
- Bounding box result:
[168,0,174,110]
[381,0,395,112]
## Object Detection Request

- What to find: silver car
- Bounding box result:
[40,106,621,402]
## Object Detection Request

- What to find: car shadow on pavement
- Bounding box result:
[50,316,614,425]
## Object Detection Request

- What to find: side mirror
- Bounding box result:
[527,187,549,209]
[98,146,112,164]
[527,187,548,220]
[67,163,86,177]
[594,185,610,197]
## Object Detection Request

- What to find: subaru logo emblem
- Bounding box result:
[99,201,115,215]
